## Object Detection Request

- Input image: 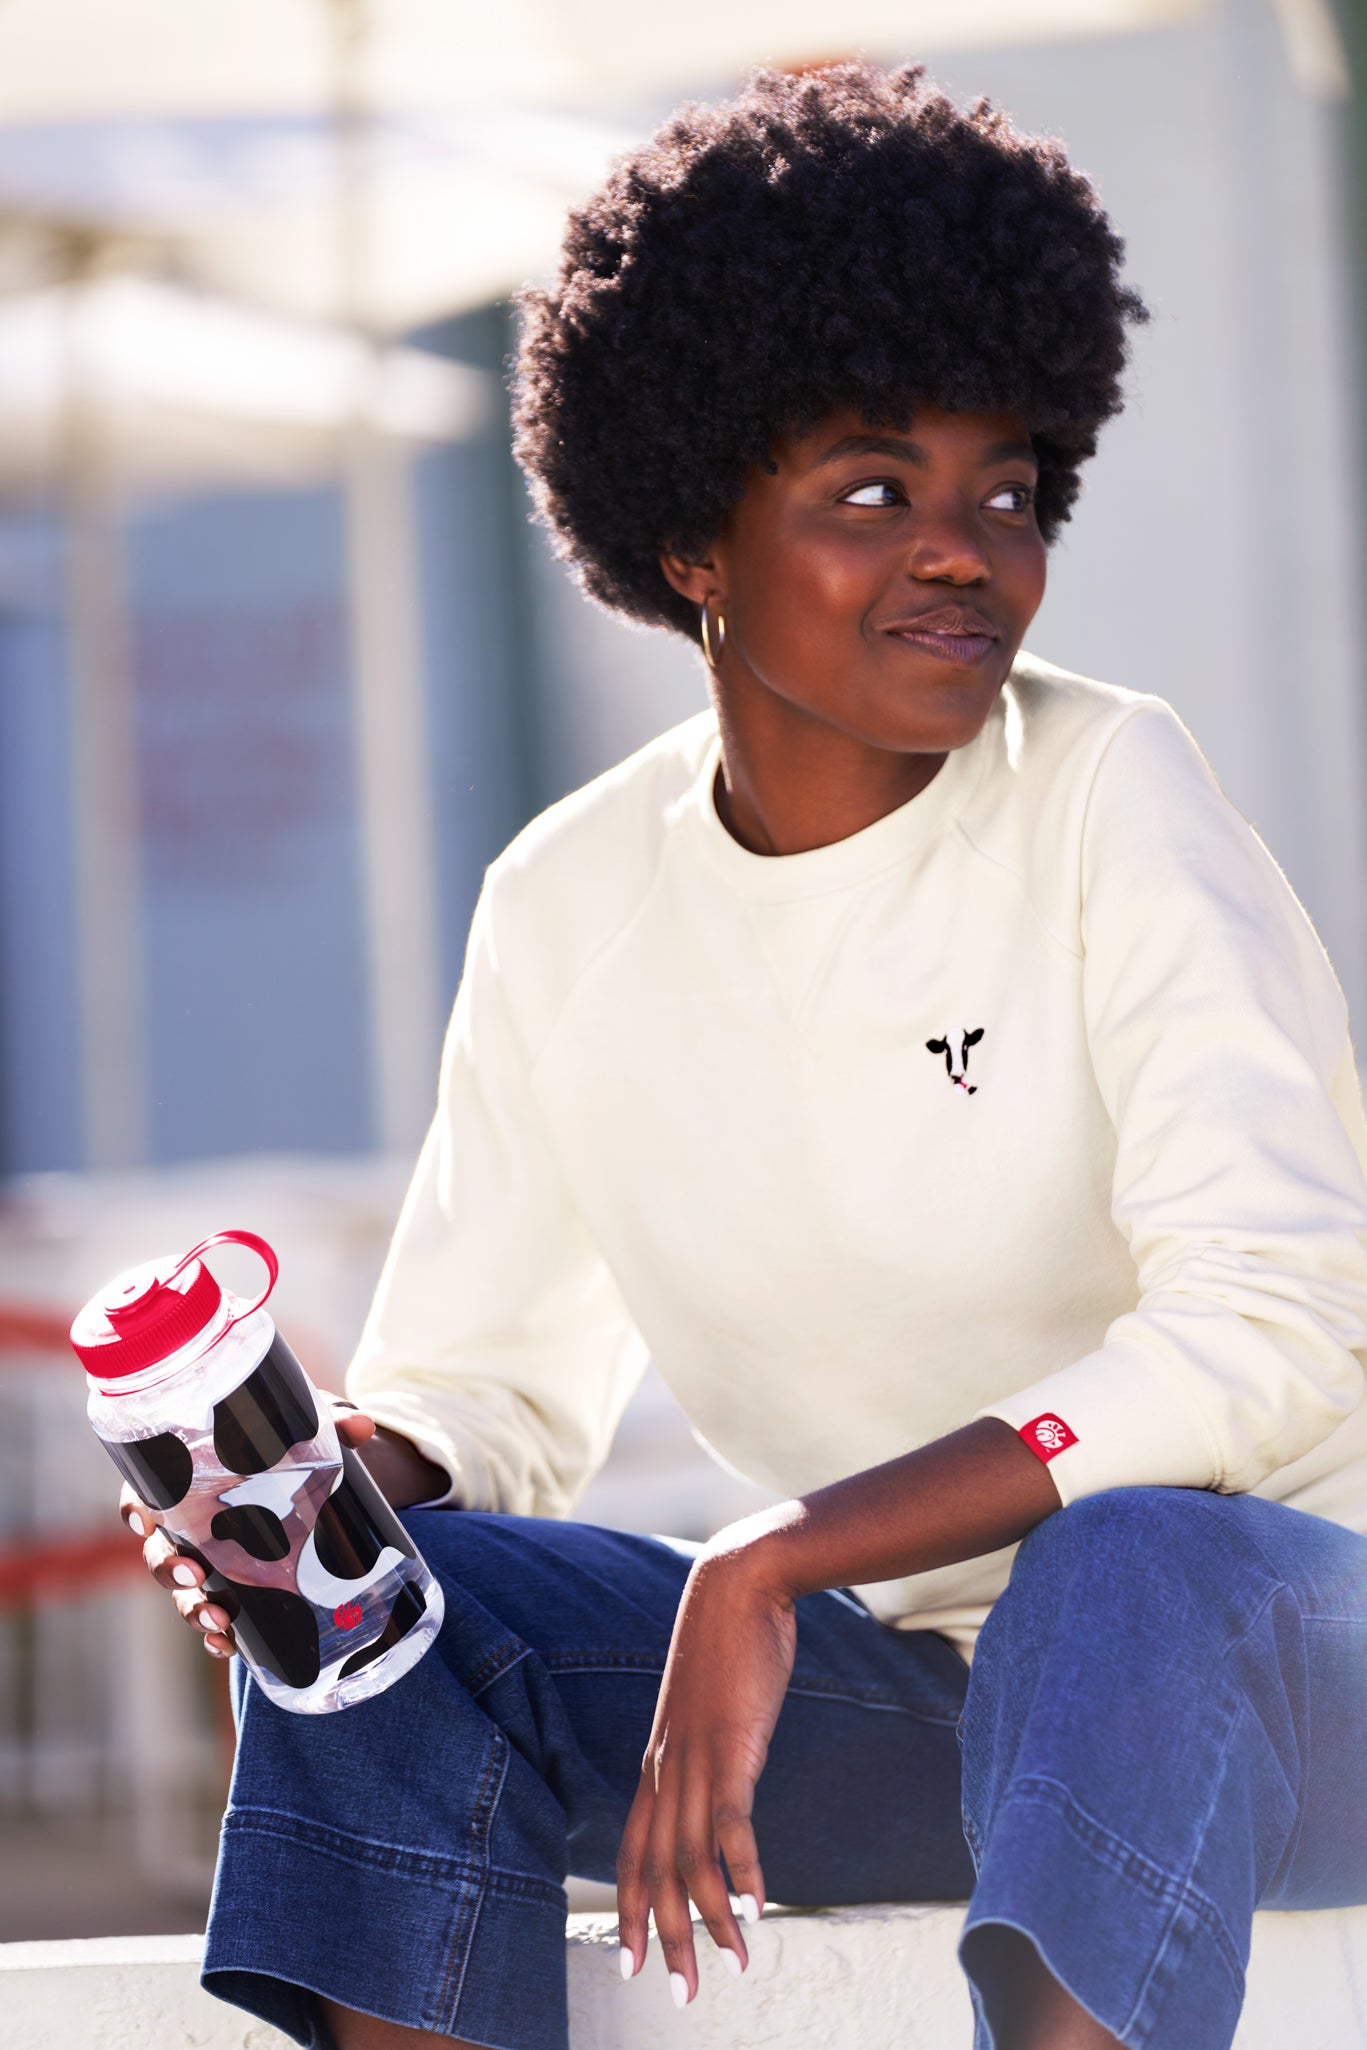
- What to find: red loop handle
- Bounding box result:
[165,1230,279,1335]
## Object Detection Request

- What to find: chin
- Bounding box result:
[844,680,1002,755]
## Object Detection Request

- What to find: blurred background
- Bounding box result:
[0,0,1363,1942]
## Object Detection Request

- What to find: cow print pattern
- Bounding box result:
[106,1429,194,1512]
[98,1331,432,1707]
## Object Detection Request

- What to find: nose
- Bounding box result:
[904,499,991,585]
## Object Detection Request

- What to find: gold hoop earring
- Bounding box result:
[700,603,726,670]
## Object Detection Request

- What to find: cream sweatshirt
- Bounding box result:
[348,654,1367,1657]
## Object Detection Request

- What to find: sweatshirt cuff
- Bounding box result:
[975,1343,1222,1505]
[343,1391,466,1510]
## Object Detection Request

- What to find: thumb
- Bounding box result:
[332,1401,376,1445]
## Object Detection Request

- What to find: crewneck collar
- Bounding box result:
[681,705,993,902]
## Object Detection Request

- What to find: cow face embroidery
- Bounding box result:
[925,1026,984,1093]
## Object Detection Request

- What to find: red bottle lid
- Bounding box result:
[70,1230,279,1381]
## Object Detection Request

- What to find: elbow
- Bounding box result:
[1215,1328,1365,1494]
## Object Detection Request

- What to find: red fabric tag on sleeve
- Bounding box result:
[1020,1413,1078,1462]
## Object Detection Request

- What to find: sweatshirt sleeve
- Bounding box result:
[344,877,650,1515]
[978,700,1367,1503]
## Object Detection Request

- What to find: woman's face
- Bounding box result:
[664,400,1048,762]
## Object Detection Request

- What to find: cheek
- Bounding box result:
[731,529,876,663]
[1008,537,1049,624]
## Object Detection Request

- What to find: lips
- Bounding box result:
[882,606,999,665]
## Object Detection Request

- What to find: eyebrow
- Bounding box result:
[810,432,1038,470]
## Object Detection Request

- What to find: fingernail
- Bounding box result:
[619,1947,635,1981]
[721,1948,743,1977]
[738,1894,761,1924]
[171,1563,198,1587]
[127,1511,147,1537]
[669,1972,689,2008]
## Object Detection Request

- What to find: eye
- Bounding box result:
[985,482,1036,514]
[839,480,903,508]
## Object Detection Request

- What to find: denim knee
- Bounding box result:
[985,1486,1285,1661]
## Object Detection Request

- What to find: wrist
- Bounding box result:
[701,1503,806,1604]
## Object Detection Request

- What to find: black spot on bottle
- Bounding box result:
[107,1430,194,1511]
[209,1503,290,1563]
[312,1446,418,1581]
[181,1544,321,1692]
[339,1581,427,1679]
[212,1334,319,1476]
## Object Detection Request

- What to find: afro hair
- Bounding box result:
[512,62,1148,643]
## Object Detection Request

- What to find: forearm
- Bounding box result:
[721,1417,1061,1598]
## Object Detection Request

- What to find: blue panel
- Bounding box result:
[0,587,82,1172]
[128,487,374,1162]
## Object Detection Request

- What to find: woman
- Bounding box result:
[127,63,1367,2050]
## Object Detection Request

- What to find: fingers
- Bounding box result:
[675,1761,748,1981]
[615,1783,653,1983]
[332,1400,375,1446]
[642,1779,698,2007]
[118,1483,154,1541]
[119,1488,236,1657]
[713,1777,766,1933]
[618,1763,755,2010]
[173,1581,236,1656]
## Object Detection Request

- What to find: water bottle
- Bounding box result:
[71,1228,444,1714]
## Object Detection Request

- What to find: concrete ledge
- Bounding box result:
[4,1903,1367,2047]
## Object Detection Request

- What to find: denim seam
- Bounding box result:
[467,1642,532,1700]
[1204,1576,1308,1909]
[785,1680,962,1723]
[485,1863,569,1911]
[1176,1496,1306,1637]
[541,1651,667,1674]
[434,1729,508,2035]
[220,1807,488,1889]
[540,1649,961,1720]
[996,1774,1246,2001]
[1124,1685,1250,2047]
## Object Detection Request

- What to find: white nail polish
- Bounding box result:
[669,1972,689,2008]
[738,1894,761,1925]
[721,1948,743,1977]
[171,1563,198,1587]
[619,1948,635,1981]
[127,1512,146,1537]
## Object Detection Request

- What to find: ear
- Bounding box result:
[658,544,722,610]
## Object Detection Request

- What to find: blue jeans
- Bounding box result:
[201,1488,1367,2049]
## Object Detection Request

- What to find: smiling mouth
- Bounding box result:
[881,607,999,666]
[887,625,998,665]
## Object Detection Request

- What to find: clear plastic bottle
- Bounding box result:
[72,1229,444,1714]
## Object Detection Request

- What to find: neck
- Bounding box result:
[708,678,950,858]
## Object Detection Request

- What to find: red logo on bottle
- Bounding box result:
[1021,1414,1078,1462]
[333,1599,364,1630]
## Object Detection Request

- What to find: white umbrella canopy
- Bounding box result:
[0,0,1211,121]
[0,0,1214,329]
[0,273,492,500]
[0,110,636,331]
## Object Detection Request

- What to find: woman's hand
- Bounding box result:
[615,1531,797,2006]
[118,1404,413,1659]
[615,1422,1064,2007]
